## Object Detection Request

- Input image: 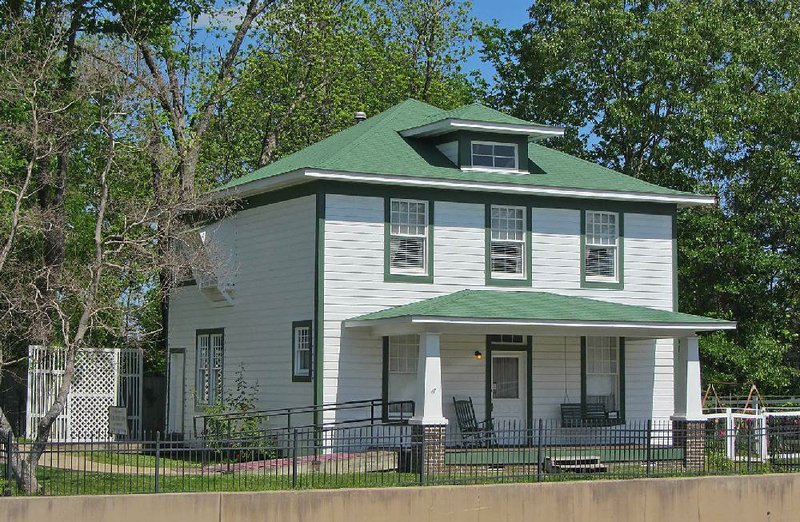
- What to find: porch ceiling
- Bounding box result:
[343,290,736,338]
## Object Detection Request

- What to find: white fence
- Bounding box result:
[26,346,143,442]
[705,409,800,462]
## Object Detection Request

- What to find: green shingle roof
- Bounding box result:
[349,290,734,327]
[221,99,702,200]
[411,101,542,127]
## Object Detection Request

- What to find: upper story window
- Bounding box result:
[471,141,518,170]
[389,199,428,275]
[490,205,526,278]
[584,211,619,281]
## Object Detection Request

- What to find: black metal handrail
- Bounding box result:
[193,398,415,439]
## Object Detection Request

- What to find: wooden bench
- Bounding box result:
[561,403,620,427]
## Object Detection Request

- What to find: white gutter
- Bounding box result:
[303,169,717,207]
[399,118,566,139]
[213,167,717,207]
[344,315,737,331]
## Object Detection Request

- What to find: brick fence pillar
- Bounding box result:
[674,419,706,471]
[411,424,447,476]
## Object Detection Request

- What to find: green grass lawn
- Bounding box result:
[86,451,204,469]
[1,467,421,496]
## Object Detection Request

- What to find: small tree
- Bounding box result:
[0,18,230,493]
[200,364,272,461]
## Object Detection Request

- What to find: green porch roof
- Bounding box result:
[220,99,712,204]
[346,290,735,330]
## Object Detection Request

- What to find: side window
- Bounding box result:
[388,199,430,277]
[584,211,621,283]
[292,321,313,382]
[196,330,224,405]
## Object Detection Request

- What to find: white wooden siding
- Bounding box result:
[531,336,582,419]
[530,208,673,310]
[323,195,676,425]
[168,196,317,433]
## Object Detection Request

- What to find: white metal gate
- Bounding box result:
[26,346,143,441]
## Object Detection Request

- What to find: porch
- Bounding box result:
[344,289,735,467]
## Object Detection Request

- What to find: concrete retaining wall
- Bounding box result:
[2,474,798,522]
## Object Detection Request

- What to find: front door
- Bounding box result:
[491,352,527,431]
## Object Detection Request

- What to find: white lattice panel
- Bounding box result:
[26,346,143,442]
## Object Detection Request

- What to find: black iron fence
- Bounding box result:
[3,418,800,496]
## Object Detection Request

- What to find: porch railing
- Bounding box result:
[192,398,415,440]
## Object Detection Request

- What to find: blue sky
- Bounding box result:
[465,0,531,81]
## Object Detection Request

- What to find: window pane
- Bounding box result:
[389,335,418,374]
[491,242,524,274]
[494,156,516,168]
[391,237,425,270]
[494,144,516,157]
[472,154,494,167]
[586,246,615,277]
[493,357,519,399]
[211,334,224,402]
[197,335,210,403]
[294,326,311,376]
[472,143,493,155]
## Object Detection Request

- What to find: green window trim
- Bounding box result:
[195,328,224,409]
[580,336,626,423]
[485,204,533,287]
[292,320,313,383]
[384,197,435,283]
[381,336,390,423]
[580,210,625,290]
[313,190,325,428]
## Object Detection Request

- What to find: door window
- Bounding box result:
[493,356,520,399]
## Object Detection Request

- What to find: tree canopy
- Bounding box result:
[479,0,800,394]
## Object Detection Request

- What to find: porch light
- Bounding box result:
[474,350,483,360]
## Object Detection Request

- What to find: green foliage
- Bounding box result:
[481,0,800,393]
[199,365,273,460]
[701,332,796,395]
[198,0,477,184]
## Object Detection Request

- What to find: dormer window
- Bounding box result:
[471,141,518,170]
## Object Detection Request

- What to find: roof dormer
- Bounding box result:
[399,103,564,175]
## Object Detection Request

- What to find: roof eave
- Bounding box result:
[212,168,310,200]
[344,315,737,337]
[304,169,717,207]
[213,168,718,208]
[399,118,566,139]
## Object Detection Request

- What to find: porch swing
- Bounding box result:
[559,338,615,428]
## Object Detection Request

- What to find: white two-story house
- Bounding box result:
[165,99,735,439]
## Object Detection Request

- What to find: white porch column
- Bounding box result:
[409,332,448,425]
[673,336,705,421]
